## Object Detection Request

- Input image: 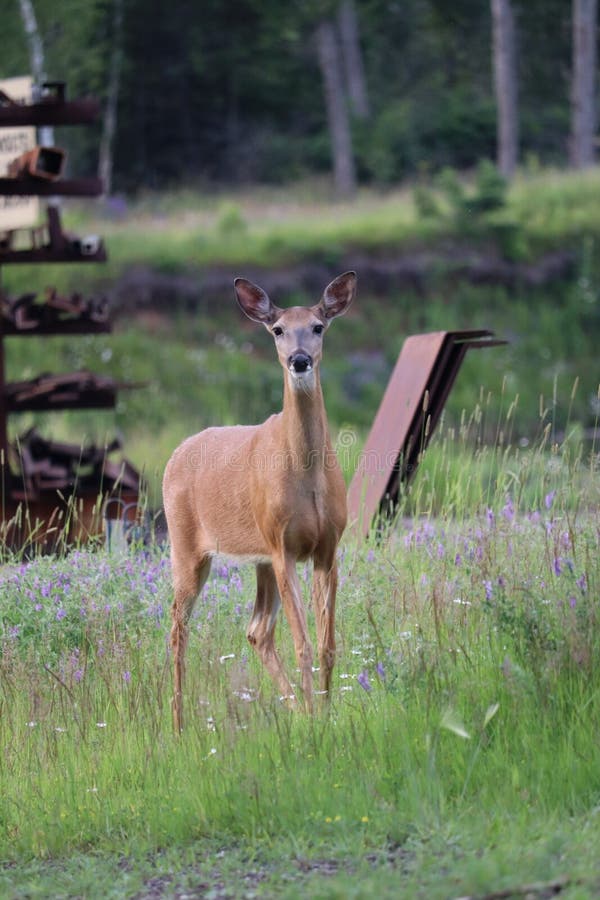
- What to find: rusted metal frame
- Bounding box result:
[1,317,111,337]
[0,81,145,547]
[0,177,103,197]
[383,333,505,512]
[46,205,67,252]
[2,285,109,334]
[0,295,6,463]
[347,329,508,538]
[7,393,116,412]
[346,332,448,535]
[5,373,118,412]
[0,93,100,127]
[383,334,468,510]
[0,206,107,264]
[8,428,142,519]
[0,243,107,265]
[7,146,66,181]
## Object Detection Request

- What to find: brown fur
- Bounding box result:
[163,272,356,731]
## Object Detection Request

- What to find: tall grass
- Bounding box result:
[1,405,599,897]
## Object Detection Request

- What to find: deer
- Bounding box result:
[162,271,356,732]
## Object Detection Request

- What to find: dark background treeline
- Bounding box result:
[1,0,574,192]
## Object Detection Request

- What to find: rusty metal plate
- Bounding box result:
[347,329,506,538]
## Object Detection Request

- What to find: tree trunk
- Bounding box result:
[316,19,356,197]
[98,0,124,196]
[17,0,53,146]
[491,0,518,177]
[337,0,370,119]
[570,0,597,168]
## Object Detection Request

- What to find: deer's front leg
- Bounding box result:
[170,553,212,733]
[312,548,337,700]
[247,563,296,700]
[271,551,314,712]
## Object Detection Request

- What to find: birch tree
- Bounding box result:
[337,0,370,119]
[17,0,53,146]
[316,18,357,197]
[570,0,597,168]
[491,0,518,177]
[98,0,124,195]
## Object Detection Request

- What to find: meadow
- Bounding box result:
[1,168,600,897]
[0,416,599,898]
[2,165,600,499]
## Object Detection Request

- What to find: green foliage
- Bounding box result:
[412,182,440,219]
[0,0,579,189]
[358,94,496,186]
[471,158,508,213]
[216,201,248,237]
[436,159,508,221]
[413,160,526,259]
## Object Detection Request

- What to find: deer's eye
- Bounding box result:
[313,324,324,335]
[272,326,284,337]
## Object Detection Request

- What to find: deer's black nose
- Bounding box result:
[289,353,313,373]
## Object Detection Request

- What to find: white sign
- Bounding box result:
[0,75,39,230]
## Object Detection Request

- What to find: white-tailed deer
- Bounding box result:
[163,272,356,732]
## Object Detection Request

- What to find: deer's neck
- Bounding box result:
[281,370,330,468]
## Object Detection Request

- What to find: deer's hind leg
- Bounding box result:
[170,540,212,733]
[247,562,296,702]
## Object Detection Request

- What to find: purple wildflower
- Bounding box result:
[569,596,577,609]
[484,580,493,601]
[454,553,462,566]
[366,549,376,563]
[544,490,556,510]
[74,669,84,683]
[56,608,66,621]
[576,574,587,593]
[123,671,131,684]
[376,661,386,680]
[502,498,515,522]
[357,670,372,692]
[486,508,495,528]
[553,557,563,576]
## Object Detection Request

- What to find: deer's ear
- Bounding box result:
[234,278,280,325]
[318,271,356,320]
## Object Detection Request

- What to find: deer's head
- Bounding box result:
[234,272,356,389]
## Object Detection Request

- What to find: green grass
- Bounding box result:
[0,169,599,895]
[2,166,599,511]
[1,422,599,897]
[3,303,597,517]
[4,166,600,300]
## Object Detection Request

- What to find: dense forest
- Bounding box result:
[0,0,595,194]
